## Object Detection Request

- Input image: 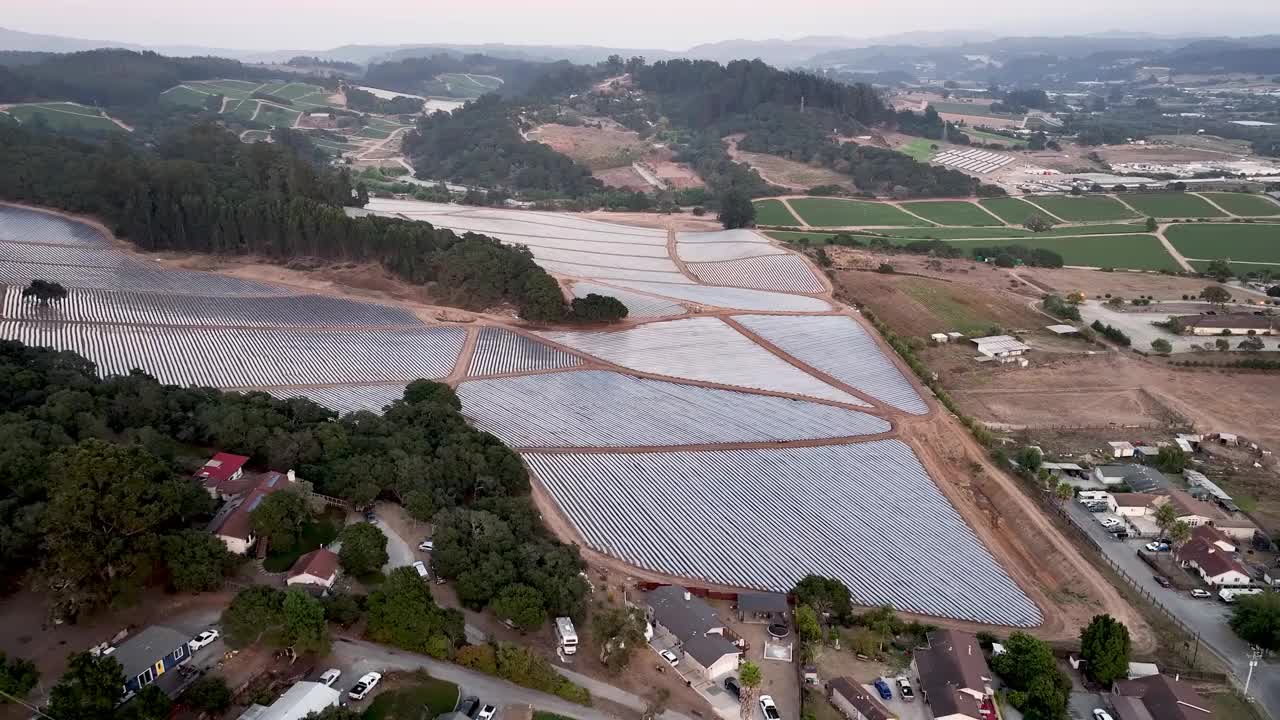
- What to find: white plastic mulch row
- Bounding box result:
[674,229,773,244]
[425,215,669,247]
[0,322,465,387]
[524,441,1042,627]
[364,199,666,241]
[0,240,130,267]
[0,258,292,297]
[536,317,866,406]
[606,280,831,312]
[687,255,825,293]
[0,286,420,327]
[569,282,685,319]
[675,242,786,263]
[260,384,408,415]
[0,206,109,246]
[459,370,890,448]
[467,327,583,376]
[523,245,680,273]
[535,260,692,285]
[735,314,928,415]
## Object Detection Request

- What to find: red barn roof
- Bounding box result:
[196,453,250,484]
[289,548,339,581]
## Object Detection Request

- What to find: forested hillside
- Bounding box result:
[363,52,591,99]
[0,123,566,319]
[0,49,261,106]
[0,342,588,622]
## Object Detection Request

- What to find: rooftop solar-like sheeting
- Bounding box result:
[459,370,890,447]
[0,206,110,246]
[570,282,685,319]
[536,317,867,406]
[525,441,1042,626]
[261,384,408,415]
[606,280,832,312]
[468,327,583,376]
[0,286,421,327]
[687,255,825,293]
[735,314,929,415]
[0,322,465,387]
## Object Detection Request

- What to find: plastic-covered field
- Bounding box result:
[468,327,583,376]
[459,370,890,447]
[687,255,824,293]
[519,246,680,273]
[675,229,774,244]
[536,260,692,284]
[525,441,1042,626]
[0,206,110,246]
[0,322,466,387]
[676,242,786,262]
[537,318,866,405]
[363,199,667,241]
[569,282,685,319]
[260,384,407,415]
[606,280,831,312]
[0,287,421,327]
[735,314,928,414]
[0,258,291,297]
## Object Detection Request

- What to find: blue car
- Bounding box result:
[873,678,893,700]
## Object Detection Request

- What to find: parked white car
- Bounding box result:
[419,539,435,551]
[1092,709,1115,720]
[760,695,781,720]
[318,668,341,687]
[412,560,430,579]
[660,649,680,667]
[477,705,497,720]
[1145,541,1169,552]
[1100,518,1120,528]
[348,672,382,700]
[188,629,219,652]
[1191,589,1212,599]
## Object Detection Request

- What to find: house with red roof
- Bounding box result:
[207,470,294,555]
[1175,537,1251,587]
[287,549,339,590]
[195,452,251,499]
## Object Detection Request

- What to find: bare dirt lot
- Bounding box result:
[1013,266,1253,302]
[724,135,853,190]
[529,122,647,170]
[592,165,652,191]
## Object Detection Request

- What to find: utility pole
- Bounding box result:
[800,95,805,113]
[1245,645,1264,697]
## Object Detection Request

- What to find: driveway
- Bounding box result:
[1062,501,1280,716]
[1078,300,1280,354]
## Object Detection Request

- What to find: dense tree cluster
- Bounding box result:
[287,56,362,73]
[0,123,565,320]
[337,522,389,577]
[968,244,1064,268]
[364,53,590,99]
[343,86,424,115]
[0,652,39,702]
[403,95,603,197]
[221,585,330,655]
[1079,614,1132,685]
[47,653,171,720]
[0,49,261,106]
[569,294,628,323]
[365,566,467,658]
[990,632,1070,720]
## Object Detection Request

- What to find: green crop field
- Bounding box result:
[787,198,932,227]
[1198,193,1280,217]
[767,230,881,245]
[900,201,1002,226]
[1024,195,1138,222]
[962,128,1028,147]
[160,84,214,108]
[240,130,270,143]
[185,79,258,99]
[1166,224,1280,264]
[883,223,1148,240]
[946,234,1180,271]
[366,116,412,131]
[753,199,801,226]
[1119,192,1225,218]
[7,102,122,132]
[898,138,937,162]
[978,197,1045,225]
[255,105,300,127]
[271,82,323,100]
[930,102,1020,118]
[356,126,391,140]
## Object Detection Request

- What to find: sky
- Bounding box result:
[5,0,1280,51]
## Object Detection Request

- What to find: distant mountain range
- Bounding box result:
[2,24,1279,71]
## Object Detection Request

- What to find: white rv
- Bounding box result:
[555,617,578,655]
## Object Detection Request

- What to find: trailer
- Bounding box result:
[1219,587,1264,603]
[555,617,578,655]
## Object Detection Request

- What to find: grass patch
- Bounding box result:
[900,201,1003,226]
[979,197,1045,225]
[1198,192,1280,217]
[160,85,214,108]
[887,223,1147,240]
[1207,690,1266,720]
[946,234,1180,271]
[262,517,339,573]
[256,105,301,128]
[930,101,1019,118]
[754,199,801,226]
[8,103,121,132]
[898,138,937,162]
[788,197,932,227]
[899,279,1002,335]
[364,677,460,720]
[962,128,1028,146]
[357,127,392,140]
[1121,192,1225,218]
[1024,195,1139,222]
[768,230,881,244]
[1166,224,1280,264]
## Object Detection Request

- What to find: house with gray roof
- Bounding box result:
[645,586,741,679]
[1093,465,1168,493]
[111,625,192,697]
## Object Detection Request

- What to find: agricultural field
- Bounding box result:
[979,197,1047,225]
[885,223,1148,240]
[787,198,933,227]
[604,280,832,312]
[459,370,891,447]
[686,255,824,293]
[569,282,685,318]
[1198,192,1280,217]
[1119,192,1226,218]
[467,327,582,376]
[1166,223,1280,264]
[831,269,1045,338]
[264,384,407,414]
[525,441,1042,626]
[1023,195,1138,222]
[753,198,801,225]
[675,237,786,262]
[962,128,1028,147]
[897,138,937,162]
[948,234,1180,271]
[4,102,124,132]
[900,201,1003,226]
[437,73,503,98]
[930,101,1020,118]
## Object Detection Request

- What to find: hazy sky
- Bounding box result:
[6,1,1280,51]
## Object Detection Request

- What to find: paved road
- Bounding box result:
[331,637,696,720]
[374,516,417,573]
[1063,502,1280,717]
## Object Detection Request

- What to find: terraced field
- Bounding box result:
[949,234,1180,271]
[6,102,124,132]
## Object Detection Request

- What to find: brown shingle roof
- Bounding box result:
[1165,488,1224,521]
[1111,493,1159,508]
[1176,537,1248,580]
[828,678,896,720]
[289,548,338,581]
[1191,524,1235,548]
[914,630,989,720]
[210,471,291,541]
[1114,674,1213,720]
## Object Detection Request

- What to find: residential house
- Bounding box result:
[1111,674,1214,720]
[913,629,993,720]
[286,548,339,589]
[1175,538,1252,587]
[1164,488,1258,540]
[645,586,741,680]
[237,681,340,720]
[1190,525,1237,553]
[1093,465,1167,492]
[111,625,192,697]
[209,470,295,555]
[196,452,251,499]
[736,592,789,624]
[1107,493,1161,517]
[828,677,897,720]
[1173,313,1277,336]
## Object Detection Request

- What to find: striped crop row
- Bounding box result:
[687,255,824,294]
[570,282,685,319]
[605,280,831,312]
[468,327,583,376]
[0,206,108,246]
